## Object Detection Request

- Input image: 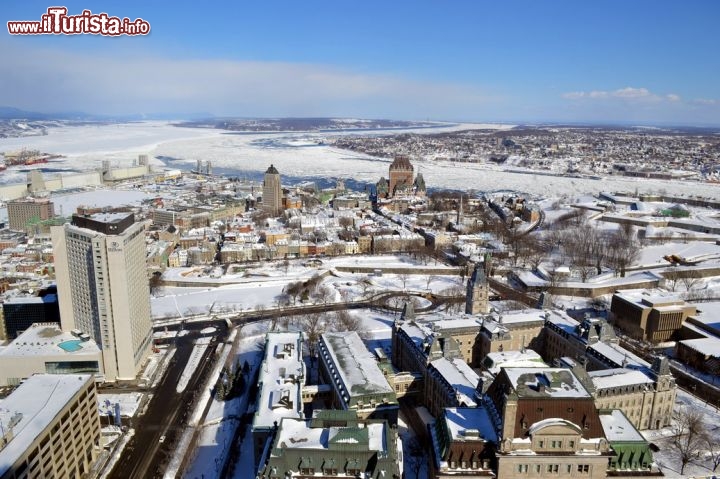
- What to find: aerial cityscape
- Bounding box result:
[1,2,719,479]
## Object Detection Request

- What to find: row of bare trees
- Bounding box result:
[299,310,366,357]
[671,406,720,474]
[492,211,641,280]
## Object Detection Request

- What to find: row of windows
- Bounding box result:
[516,463,591,474]
[537,439,575,449]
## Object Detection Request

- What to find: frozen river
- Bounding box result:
[1,121,718,198]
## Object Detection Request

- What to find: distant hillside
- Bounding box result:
[177,117,441,132]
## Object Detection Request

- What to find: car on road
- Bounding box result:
[159,435,166,444]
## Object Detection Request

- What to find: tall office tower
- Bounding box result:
[51,213,153,382]
[262,164,282,216]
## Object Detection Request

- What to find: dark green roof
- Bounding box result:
[266,164,279,174]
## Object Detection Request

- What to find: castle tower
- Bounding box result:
[376,177,389,199]
[262,164,282,216]
[466,262,490,315]
[388,155,414,197]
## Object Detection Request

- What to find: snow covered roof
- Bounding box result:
[429,357,479,407]
[273,417,387,453]
[0,323,101,358]
[527,417,581,436]
[431,317,482,332]
[320,332,394,399]
[0,374,92,476]
[677,337,720,357]
[599,410,644,442]
[253,332,305,431]
[443,407,498,443]
[587,368,654,390]
[484,349,546,375]
[503,367,591,398]
[398,321,432,349]
[588,342,650,370]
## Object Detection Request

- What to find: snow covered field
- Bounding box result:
[2,121,718,197]
[152,254,462,319]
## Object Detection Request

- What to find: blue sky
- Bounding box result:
[2,0,719,125]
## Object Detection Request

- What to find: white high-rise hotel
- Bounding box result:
[51,213,153,382]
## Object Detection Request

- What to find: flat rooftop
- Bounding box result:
[0,374,92,476]
[0,324,101,358]
[599,410,645,442]
[588,368,654,390]
[484,349,546,375]
[321,332,394,398]
[443,407,498,443]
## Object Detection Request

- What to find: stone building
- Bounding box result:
[256,410,401,479]
[486,367,612,479]
[430,407,497,478]
[388,155,414,197]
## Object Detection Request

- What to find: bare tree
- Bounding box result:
[359,277,374,298]
[426,274,438,291]
[330,310,368,338]
[398,273,410,291]
[664,267,682,292]
[285,281,304,304]
[405,436,427,479]
[607,226,640,277]
[149,272,164,296]
[312,284,334,306]
[301,312,325,358]
[680,271,701,292]
[705,431,720,472]
[671,406,706,475]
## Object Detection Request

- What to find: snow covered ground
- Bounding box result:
[2,121,718,197]
[176,337,212,393]
[643,389,720,478]
[152,254,463,319]
[184,335,263,479]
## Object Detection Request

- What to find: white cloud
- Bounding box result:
[0,41,497,119]
[693,98,718,106]
[562,86,673,103]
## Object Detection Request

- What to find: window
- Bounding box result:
[577,464,590,473]
[569,440,575,448]
[538,440,544,448]
[547,464,558,473]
